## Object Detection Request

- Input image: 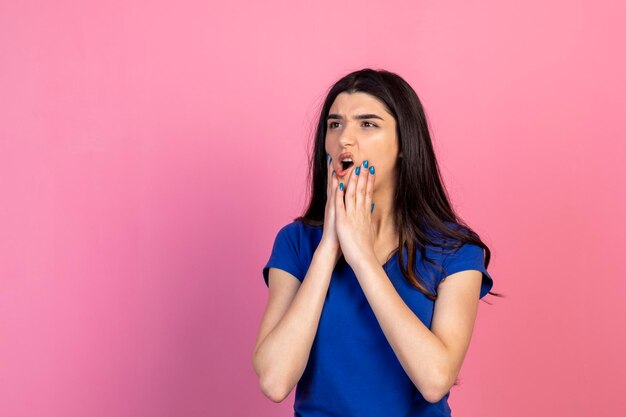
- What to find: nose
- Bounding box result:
[338,125,358,147]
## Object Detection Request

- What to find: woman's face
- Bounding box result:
[325,92,399,193]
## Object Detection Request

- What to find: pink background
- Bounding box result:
[1,1,625,416]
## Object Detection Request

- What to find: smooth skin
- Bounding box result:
[253,92,484,404]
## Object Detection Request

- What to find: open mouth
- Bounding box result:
[336,159,356,177]
[341,160,354,171]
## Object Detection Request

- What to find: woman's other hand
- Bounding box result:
[335,161,377,268]
[319,153,342,263]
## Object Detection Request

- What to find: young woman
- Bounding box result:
[253,68,501,416]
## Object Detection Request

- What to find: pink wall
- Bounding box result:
[1,1,624,416]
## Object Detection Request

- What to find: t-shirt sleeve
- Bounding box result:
[441,242,494,299]
[262,223,305,287]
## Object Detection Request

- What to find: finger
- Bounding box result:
[344,165,359,214]
[330,161,337,214]
[365,163,375,216]
[336,176,345,219]
[326,153,332,198]
[355,161,369,213]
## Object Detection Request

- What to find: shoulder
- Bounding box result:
[421,220,469,245]
[275,219,321,240]
[273,219,323,255]
[432,222,484,266]
[263,220,322,284]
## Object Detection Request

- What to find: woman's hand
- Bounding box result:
[335,161,377,268]
[319,154,342,263]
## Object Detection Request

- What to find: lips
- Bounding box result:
[336,163,355,178]
[335,152,357,177]
[338,151,353,161]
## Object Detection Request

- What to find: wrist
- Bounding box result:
[316,241,341,263]
[349,252,379,275]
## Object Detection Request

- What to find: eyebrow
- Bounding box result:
[326,113,385,121]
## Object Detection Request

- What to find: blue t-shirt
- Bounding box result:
[262,220,494,417]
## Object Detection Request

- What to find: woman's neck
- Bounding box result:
[370,186,397,240]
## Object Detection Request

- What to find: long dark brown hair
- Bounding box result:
[295,68,504,303]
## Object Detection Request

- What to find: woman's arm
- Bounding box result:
[351,258,482,403]
[253,243,338,402]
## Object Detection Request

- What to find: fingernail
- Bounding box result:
[363,160,369,168]
[339,183,344,191]
[369,166,375,175]
[326,153,329,161]
[371,203,374,213]
[332,170,335,176]
[355,166,360,175]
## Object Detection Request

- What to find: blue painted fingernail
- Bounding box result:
[326,153,329,161]
[339,182,344,191]
[332,170,335,176]
[371,203,374,213]
[355,166,360,175]
[363,160,369,168]
[369,165,375,175]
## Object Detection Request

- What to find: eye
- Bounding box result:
[327,121,377,129]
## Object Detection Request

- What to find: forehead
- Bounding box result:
[329,92,390,115]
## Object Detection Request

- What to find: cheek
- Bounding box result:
[324,140,331,154]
